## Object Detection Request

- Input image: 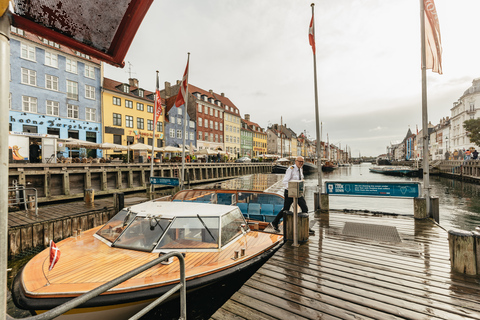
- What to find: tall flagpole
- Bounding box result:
[420,0,430,214]
[311,3,323,201]
[180,53,190,190]
[150,70,159,192]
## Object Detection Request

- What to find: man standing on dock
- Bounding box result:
[271,156,315,235]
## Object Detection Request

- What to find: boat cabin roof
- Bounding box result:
[129,200,235,219]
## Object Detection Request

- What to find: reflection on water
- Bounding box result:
[306,163,480,232]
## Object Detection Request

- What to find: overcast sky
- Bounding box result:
[104,0,480,157]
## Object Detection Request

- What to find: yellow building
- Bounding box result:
[102,78,164,158]
[244,114,267,156]
[219,95,241,158]
[290,137,297,157]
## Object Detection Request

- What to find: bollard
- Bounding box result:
[474,229,480,276]
[448,229,476,275]
[314,192,320,211]
[113,192,124,213]
[320,193,329,213]
[430,196,439,223]
[414,197,428,219]
[285,211,309,244]
[27,195,36,210]
[84,189,94,205]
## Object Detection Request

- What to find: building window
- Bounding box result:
[137,117,144,129]
[215,109,218,117]
[11,26,25,36]
[86,108,96,121]
[177,117,181,125]
[190,132,194,141]
[21,43,35,61]
[66,80,78,100]
[178,107,183,115]
[113,134,122,145]
[22,96,37,113]
[113,96,121,106]
[215,134,218,142]
[138,90,144,97]
[125,115,133,128]
[215,122,218,130]
[66,58,77,73]
[46,100,59,116]
[210,108,213,116]
[147,138,153,145]
[147,119,153,131]
[45,74,58,91]
[67,104,79,119]
[210,133,214,142]
[147,105,153,113]
[21,68,36,86]
[198,104,202,112]
[125,100,133,109]
[157,121,163,132]
[113,113,122,126]
[198,118,202,127]
[169,128,175,138]
[45,52,58,68]
[210,120,213,129]
[137,102,144,111]
[176,130,182,139]
[189,120,195,128]
[220,123,223,131]
[84,65,95,78]
[198,131,202,140]
[85,85,95,99]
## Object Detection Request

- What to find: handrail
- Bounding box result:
[7,251,186,320]
[8,185,38,216]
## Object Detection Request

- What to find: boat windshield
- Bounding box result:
[114,216,171,252]
[221,208,245,247]
[96,209,137,243]
[156,216,219,250]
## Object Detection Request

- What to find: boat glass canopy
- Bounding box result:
[96,209,137,243]
[114,216,171,252]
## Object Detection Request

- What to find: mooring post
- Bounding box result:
[113,192,124,213]
[84,189,94,205]
[448,229,476,275]
[414,197,428,219]
[430,196,439,223]
[320,193,329,213]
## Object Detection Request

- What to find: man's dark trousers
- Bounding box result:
[272,189,308,226]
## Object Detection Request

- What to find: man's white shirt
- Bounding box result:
[283,164,304,189]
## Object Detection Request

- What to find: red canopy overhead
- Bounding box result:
[11,0,153,67]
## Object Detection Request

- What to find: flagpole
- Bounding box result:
[180,53,190,190]
[311,3,323,204]
[420,0,431,215]
[149,71,159,194]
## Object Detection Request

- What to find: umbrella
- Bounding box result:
[194,148,217,156]
[159,146,183,152]
[61,138,101,148]
[98,142,128,151]
[129,143,154,151]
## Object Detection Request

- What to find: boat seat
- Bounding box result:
[261,204,274,216]
[237,203,248,216]
[264,215,276,223]
[273,204,284,215]
[248,214,265,222]
[248,203,261,215]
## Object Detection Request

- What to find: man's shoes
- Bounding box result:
[271,222,280,232]
[309,228,315,235]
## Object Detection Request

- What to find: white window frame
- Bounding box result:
[215,109,218,117]
[198,104,202,112]
[190,132,194,141]
[21,43,35,61]
[198,131,202,140]
[169,128,175,138]
[66,80,78,100]
[189,120,195,128]
[84,65,95,79]
[176,130,182,139]
[220,123,223,131]
[45,51,58,68]
[67,104,79,119]
[137,117,144,129]
[210,108,213,116]
[125,100,133,109]
[21,68,36,86]
[85,85,95,100]
[46,100,59,116]
[136,102,144,111]
[86,107,96,121]
[177,117,182,125]
[66,58,77,74]
[125,115,133,128]
[215,122,218,130]
[45,74,58,91]
[210,120,213,129]
[113,96,121,106]
[22,96,37,113]
[178,107,183,115]
[198,118,202,127]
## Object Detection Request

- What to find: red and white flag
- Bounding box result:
[49,240,61,271]
[154,89,162,125]
[309,13,315,54]
[174,58,189,108]
[424,0,442,74]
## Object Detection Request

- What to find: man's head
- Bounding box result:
[295,156,304,168]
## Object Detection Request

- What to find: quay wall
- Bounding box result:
[435,160,480,183]
[8,162,273,203]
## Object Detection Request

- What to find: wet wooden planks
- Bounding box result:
[210,211,480,320]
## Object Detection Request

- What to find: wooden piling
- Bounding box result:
[448,229,476,275]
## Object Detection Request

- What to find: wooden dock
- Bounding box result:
[210,211,480,320]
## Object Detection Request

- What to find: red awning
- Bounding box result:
[11,0,153,67]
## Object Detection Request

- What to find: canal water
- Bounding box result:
[7,163,480,319]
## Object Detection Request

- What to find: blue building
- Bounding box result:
[163,95,196,155]
[9,27,102,158]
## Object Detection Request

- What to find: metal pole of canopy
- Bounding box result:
[0,9,10,318]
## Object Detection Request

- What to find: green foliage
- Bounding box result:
[463,119,480,146]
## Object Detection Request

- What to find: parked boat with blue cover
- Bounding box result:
[369,165,420,177]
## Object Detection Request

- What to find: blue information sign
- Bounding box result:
[150,177,180,186]
[325,181,421,198]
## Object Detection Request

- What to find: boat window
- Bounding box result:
[221,209,245,247]
[156,217,219,250]
[237,192,283,205]
[113,217,171,252]
[96,209,137,243]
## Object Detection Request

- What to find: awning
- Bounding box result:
[11,0,153,67]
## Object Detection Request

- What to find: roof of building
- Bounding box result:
[103,78,159,104]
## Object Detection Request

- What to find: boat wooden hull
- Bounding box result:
[12,226,283,319]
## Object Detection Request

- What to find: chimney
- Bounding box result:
[209,89,213,95]
[128,78,139,87]
[176,80,181,85]
[245,114,250,121]
[221,93,225,97]
[164,81,171,96]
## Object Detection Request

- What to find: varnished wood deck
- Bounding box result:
[210,211,480,320]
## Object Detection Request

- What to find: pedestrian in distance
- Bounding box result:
[271,156,315,235]
[473,149,478,160]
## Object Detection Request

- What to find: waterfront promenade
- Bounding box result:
[211,210,480,319]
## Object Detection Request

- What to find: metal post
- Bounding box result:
[292,197,299,247]
[0,9,9,318]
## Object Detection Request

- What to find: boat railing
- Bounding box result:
[7,251,187,320]
[8,182,38,216]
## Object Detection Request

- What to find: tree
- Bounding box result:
[463,119,480,146]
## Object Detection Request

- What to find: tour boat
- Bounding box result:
[12,201,283,319]
[321,161,338,172]
[302,161,318,174]
[369,165,419,177]
[172,189,285,226]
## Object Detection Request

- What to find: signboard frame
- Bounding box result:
[150,177,180,186]
[325,181,421,199]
